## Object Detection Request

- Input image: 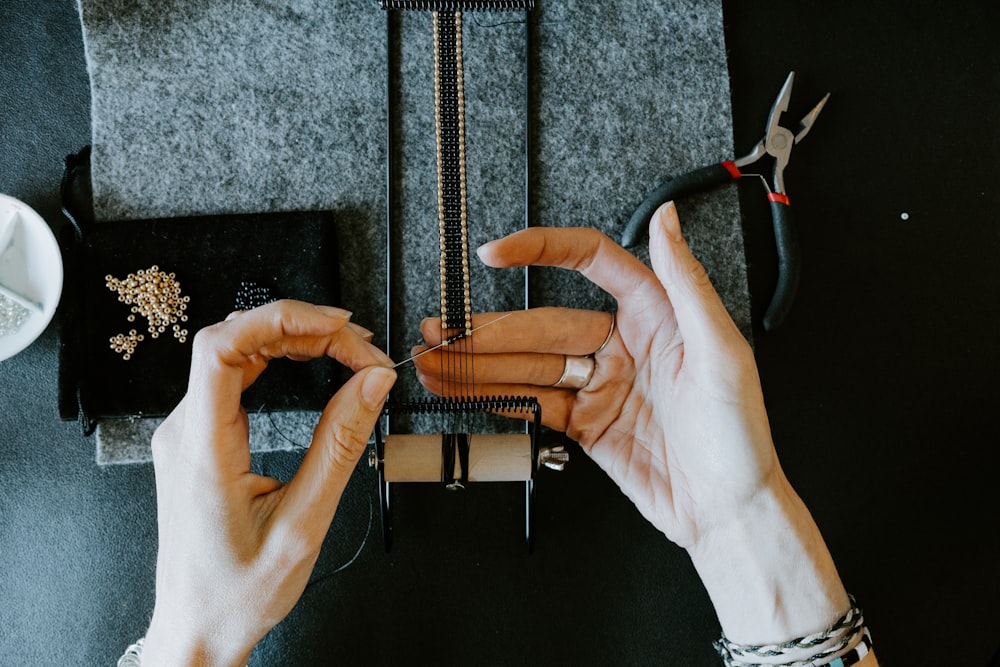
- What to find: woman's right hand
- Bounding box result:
[415,202,849,644]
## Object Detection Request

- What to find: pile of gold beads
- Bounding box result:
[105,265,189,360]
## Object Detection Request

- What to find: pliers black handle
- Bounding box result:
[623,162,737,246]
[621,161,798,331]
[621,72,828,332]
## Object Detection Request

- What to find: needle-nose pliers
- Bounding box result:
[621,71,830,331]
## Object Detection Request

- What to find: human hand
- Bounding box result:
[142,300,396,666]
[416,203,773,548]
[415,203,848,643]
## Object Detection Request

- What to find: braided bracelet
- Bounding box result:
[117,638,250,666]
[714,595,871,667]
[116,638,143,667]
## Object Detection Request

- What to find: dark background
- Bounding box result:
[2,1,999,664]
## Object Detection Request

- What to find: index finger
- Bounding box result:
[419,308,614,355]
[476,227,663,305]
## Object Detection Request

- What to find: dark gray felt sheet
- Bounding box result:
[78,0,748,463]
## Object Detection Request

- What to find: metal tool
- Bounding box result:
[621,71,830,331]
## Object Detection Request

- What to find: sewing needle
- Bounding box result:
[391,312,514,369]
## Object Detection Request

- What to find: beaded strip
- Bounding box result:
[433,10,472,335]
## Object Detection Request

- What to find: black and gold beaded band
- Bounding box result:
[382,0,534,336]
[432,10,471,333]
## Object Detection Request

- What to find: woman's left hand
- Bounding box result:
[142,300,396,667]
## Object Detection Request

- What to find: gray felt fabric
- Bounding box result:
[95,412,317,465]
[78,0,748,464]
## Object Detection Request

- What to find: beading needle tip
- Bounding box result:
[391,312,514,369]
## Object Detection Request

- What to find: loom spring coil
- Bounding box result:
[384,395,540,415]
[381,1,535,11]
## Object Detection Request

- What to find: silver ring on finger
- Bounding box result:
[593,311,617,355]
[552,354,596,390]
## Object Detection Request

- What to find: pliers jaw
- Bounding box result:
[735,71,830,194]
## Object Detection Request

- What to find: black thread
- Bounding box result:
[456,433,470,484]
[441,433,456,482]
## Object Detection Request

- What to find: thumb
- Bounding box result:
[648,202,740,350]
[281,366,396,524]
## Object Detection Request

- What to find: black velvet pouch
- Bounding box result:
[58,147,344,432]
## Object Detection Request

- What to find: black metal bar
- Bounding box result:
[522,6,531,311]
[384,9,396,365]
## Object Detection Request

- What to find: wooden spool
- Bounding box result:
[383,433,533,483]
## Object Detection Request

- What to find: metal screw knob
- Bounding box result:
[538,445,569,471]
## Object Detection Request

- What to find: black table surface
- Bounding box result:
[2,1,999,665]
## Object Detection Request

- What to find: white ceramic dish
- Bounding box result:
[0,194,63,362]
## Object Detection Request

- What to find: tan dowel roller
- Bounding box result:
[383,433,532,483]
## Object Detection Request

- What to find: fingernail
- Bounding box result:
[657,201,683,243]
[476,241,495,260]
[351,323,375,339]
[317,305,352,320]
[361,367,396,410]
[369,345,395,368]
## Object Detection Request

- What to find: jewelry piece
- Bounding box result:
[715,595,868,667]
[553,354,596,390]
[550,314,614,390]
[118,637,249,667]
[116,638,143,667]
[433,10,473,336]
[593,311,617,355]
